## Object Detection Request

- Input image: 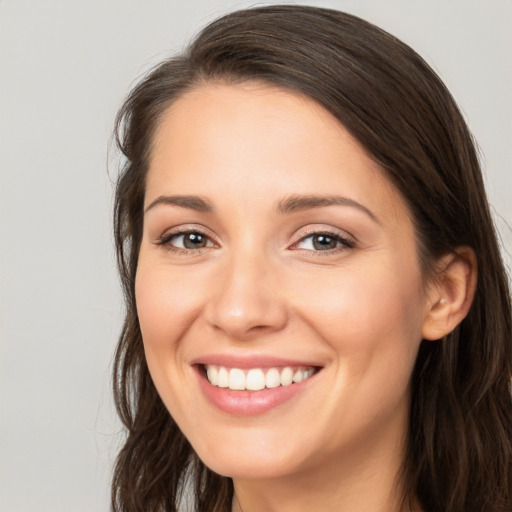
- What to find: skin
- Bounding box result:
[135,82,473,511]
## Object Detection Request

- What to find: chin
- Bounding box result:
[201,454,300,480]
[189,428,315,480]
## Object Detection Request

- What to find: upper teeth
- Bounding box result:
[205,365,315,391]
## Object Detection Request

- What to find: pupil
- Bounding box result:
[184,233,206,249]
[313,234,336,250]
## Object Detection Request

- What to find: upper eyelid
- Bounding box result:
[154,227,218,249]
[153,224,356,249]
[156,224,216,239]
[290,233,355,251]
[291,225,356,244]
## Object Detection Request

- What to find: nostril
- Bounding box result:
[250,324,273,332]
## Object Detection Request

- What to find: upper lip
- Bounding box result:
[190,353,322,369]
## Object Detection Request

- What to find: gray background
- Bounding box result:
[1,1,510,511]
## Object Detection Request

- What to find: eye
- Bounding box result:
[293,231,355,252]
[155,230,215,251]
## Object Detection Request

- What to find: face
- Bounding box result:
[136,82,429,481]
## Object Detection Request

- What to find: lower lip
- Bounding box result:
[195,367,318,416]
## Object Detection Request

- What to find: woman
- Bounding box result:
[111,6,512,512]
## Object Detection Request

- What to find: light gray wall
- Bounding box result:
[1,1,510,511]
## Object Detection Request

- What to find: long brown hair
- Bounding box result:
[111,6,512,511]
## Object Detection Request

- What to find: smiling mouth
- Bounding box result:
[202,364,319,391]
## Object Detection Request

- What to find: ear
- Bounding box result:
[422,246,477,341]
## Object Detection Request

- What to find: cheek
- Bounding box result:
[134,258,207,419]
[135,260,204,351]
[135,270,172,350]
[295,259,424,339]
[291,258,425,397]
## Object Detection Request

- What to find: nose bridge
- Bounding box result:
[206,241,287,339]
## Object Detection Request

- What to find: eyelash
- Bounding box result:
[154,228,355,255]
[291,229,356,254]
[154,229,215,254]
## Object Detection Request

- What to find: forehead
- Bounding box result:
[146,82,410,226]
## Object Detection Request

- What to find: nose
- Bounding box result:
[204,252,288,341]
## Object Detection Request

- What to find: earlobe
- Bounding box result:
[422,246,477,341]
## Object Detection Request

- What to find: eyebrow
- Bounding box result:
[144,193,379,224]
[144,195,214,213]
[275,194,380,224]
